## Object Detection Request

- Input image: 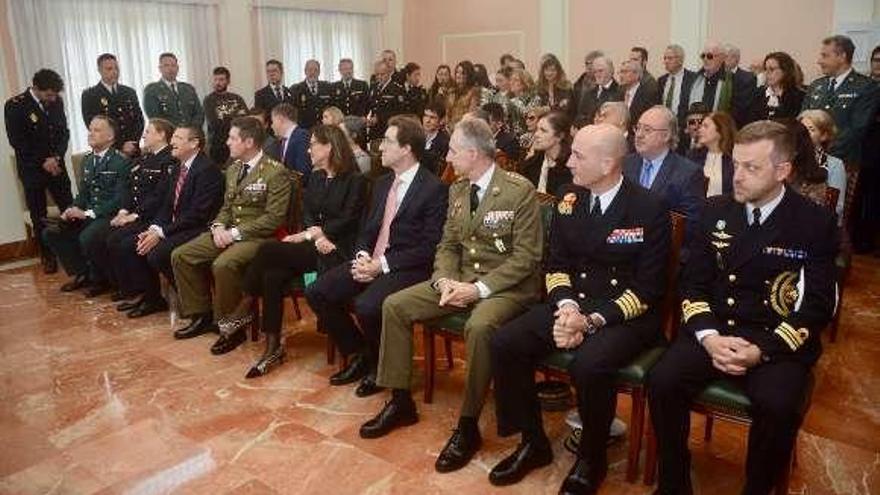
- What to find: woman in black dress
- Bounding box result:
[752,51,805,120]
[519,110,572,196]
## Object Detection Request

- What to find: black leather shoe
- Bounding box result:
[558,458,607,495]
[245,346,286,379]
[110,290,131,302]
[435,427,483,473]
[84,282,111,298]
[210,329,246,355]
[489,439,554,486]
[359,398,418,439]
[174,313,216,339]
[42,255,57,275]
[329,353,368,386]
[116,297,143,312]
[60,274,89,292]
[128,298,168,318]
[355,374,384,398]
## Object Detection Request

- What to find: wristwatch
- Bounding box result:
[582,313,597,336]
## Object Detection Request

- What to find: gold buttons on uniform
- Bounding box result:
[473,262,480,270]
[470,236,476,241]
[578,293,585,299]
[610,279,618,286]
[763,300,769,306]
[728,274,736,282]
[469,248,476,254]
[727,319,735,327]
[580,273,586,279]
[727,297,735,306]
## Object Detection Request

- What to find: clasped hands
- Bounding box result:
[110,210,138,227]
[436,279,479,308]
[701,334,762,376]
[351,252,382,283]
[60,206,86,221]
[553,303,602,349]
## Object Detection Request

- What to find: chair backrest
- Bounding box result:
[284,170,304,233]
[661,211,688,340]
[842,164,860,227]
[824,186,840,212]
[440,161,456,185]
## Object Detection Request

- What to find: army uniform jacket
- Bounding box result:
[4,90,70,183]
[118,146,176,221]
[545,179,670,329]
[367,79,406,141]
[681,190,839,364]
[431,166,543,305]
[203,91,248,150]
[291,80,334,129]
[803,70,880,164]
[143,80,204,127]
[212,153,291,241]
[81,82,144,147]
[73,149,131,218]
[331,79,369,116]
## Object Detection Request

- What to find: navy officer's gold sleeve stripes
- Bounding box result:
[682,299,712,323]
[545,272,571,293]
[613,289,648,320]
[774,322,810,352]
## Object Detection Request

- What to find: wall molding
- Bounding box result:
[440,30,527,64]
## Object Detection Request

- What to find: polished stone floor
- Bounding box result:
[0,257,878,494]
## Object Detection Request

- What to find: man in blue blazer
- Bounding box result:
[268,103,312,180]
[306,115,448,397]
[624,105,704,233]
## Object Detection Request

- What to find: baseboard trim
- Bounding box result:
[0,238,37,262]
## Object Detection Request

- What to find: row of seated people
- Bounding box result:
[42,108,838,495]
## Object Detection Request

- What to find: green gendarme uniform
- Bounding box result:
[42,149,130,278]
[377,165,543,418]
[143,80,204,127]
[171,153,290,320]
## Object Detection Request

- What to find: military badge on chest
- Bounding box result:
[711,219,733,268]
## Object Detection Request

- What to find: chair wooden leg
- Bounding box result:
[249,299,260,342]
[704,415,714,441]
[626,388,646,482]
[643,419,658,485]
[291,295,303,320]
[423,325,435,404]
[444,337,454,369]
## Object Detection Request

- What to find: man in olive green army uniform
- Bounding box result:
[171,116,290,343]
[43,115,130,293]
[360,118,543,474]
[143,52,204,127]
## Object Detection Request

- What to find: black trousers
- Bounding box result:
[21,170,73,254]
[95,221,146,288]
[305,261,429,362]
[109,225,201,301]
[243,240,343,336]
[492,303,660,464]
[647,334,811,495]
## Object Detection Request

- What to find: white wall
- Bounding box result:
[0,37,27,245]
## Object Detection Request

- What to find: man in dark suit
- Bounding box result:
[120,126,224,317]
[690,42,757,128]
[624,105,704,232]
[483,102,520,160]
[4,69,74,274]
[648,121,839,494]
[657,44,697,126]
[331,58,369,116]
[422,101,450,175]
[254,59,293,118]
[268,103,312,179]
[572,56,623,128]
[290,59,333,129]
[489,124,670,493]
[724,44,758,88]
[571,50,605,115]
[81,53,144,156]
[619,60,661,136]
[366,60,406,144]
[629,46,660,96]
[306,115,447,396]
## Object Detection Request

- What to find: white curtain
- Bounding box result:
[255,7,384,84]
[8,0,220,153]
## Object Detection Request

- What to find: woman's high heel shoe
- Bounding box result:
[245,347,286,378]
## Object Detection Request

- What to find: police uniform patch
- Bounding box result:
[558,192,577,215]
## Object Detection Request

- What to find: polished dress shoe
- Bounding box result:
[210,329,246,355]
[435,426,482,472]
[489,439,554,486]
[116,297,143,312]
[329,353,368,386]
[60,274,89,292]
[128,298,168,318]
[359,398,418,439]
[245,346,286,378]
[84,282,111,298]
[558,458,607,495]
[110,290,130,302]
[42,255,58,274]
[355,374,384,398]
[174,313,216,339]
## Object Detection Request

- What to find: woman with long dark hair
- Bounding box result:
[688,111,737,196]
[536,54,573,113]
[753,52,806,120]
[446,60,482,126]
[520,110,573,195]
[428,64,454,106]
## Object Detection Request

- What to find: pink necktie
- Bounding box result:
[172,165,189,220]
[372,178,402,259]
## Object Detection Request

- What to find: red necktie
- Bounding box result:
[372,178,402,259]
[172,165,189,219]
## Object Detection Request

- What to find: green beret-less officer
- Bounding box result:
[143,53,204,127]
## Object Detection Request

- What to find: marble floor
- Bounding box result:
[0,257,878,495]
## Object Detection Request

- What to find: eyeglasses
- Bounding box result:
[635,124,669,134]
[687,118,704,126]
[700,53,715,60]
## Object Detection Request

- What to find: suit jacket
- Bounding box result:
[143,80,204,127]
[424,130,450,175]
[687,148,734,196]
[432,167,542,304]
[624,151,704,233]
[4,90,69,183]
[520,150,572,196]
[213,154,291,240]
[625,82,661,134]
[331,79,369,116]
[81,82,144,147]
[254,84,293,115]
[803,70,880,164]
[690,69,758,128]
[494,130,520,161]
[657,69,698,121]
[119,145,176,220]
[303,169,368,263]
[153,152,224,238]
[680,189,839,364]
[269,126,312,179]
[291,80,334,129]
[355,165,448,273]
[546,179,670,328]
[572,80,623,127]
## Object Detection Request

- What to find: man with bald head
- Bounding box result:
[489,124,671,494]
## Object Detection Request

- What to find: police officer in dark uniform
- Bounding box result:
[203,66,248,166]
[290,59,333,129]
[366,60,406,145]
[488,124,670,494]
[648,121,840,495]
[401,62,428,117]
[81,53,145,157]
[370,49,407,86]
[254,59,293,117]
[331,58,369,116]
[4,69,74,274]
[43,115,130,294]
